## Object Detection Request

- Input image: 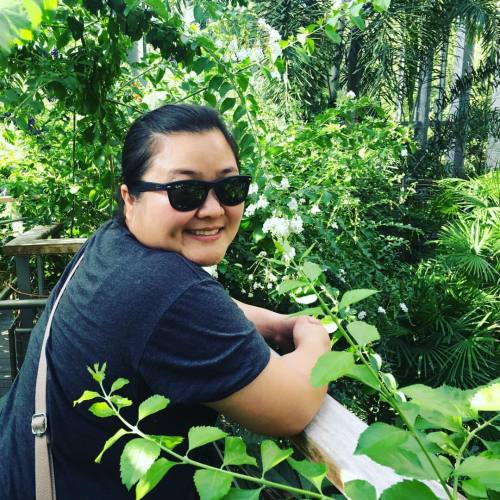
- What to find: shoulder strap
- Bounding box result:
[33,252,86,500]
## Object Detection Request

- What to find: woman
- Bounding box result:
[0,104,330,499]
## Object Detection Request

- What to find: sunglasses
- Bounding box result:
[130,175,252,212]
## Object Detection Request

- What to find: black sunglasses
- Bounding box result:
[129,175,252,212]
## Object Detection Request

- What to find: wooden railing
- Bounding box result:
[1,225,458,498]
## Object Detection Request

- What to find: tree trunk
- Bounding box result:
[414,46,434,149]
[445,22,474,178]
[434,37,449,123]
[346,28,363,96]
[395,41,405,122]
[327,18,347,106]
[486,83,500,170]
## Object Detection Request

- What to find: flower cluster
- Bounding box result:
[256,17,282,62]
[244,195,269,217]
[262,214,303,238]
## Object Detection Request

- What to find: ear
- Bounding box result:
[120,184,136,223]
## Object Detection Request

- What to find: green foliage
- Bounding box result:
[75,365,334,499]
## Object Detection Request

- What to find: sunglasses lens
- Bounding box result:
[216,176,250,206]
[168,182,208,211]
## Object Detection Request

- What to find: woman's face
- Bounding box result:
[121,129,244,266]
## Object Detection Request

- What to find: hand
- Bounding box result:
[268,313,298,353]
[292,316,330,353]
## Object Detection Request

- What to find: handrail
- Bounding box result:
[0,196,16,203]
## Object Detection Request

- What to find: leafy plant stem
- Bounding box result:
[302,275,455,500]
[452,413,499,498]
[97,380,330,499]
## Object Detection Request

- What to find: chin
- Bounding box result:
[191,253,225,267]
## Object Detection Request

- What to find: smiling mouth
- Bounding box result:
[186,228,222,236]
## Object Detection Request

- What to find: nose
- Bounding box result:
[196,188,225,218]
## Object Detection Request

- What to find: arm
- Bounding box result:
[206,316,330,436]
[233,298,296,352]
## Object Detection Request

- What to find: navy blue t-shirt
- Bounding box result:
[0,219,270,499]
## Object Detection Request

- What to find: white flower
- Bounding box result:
[357,311,367,320]
[270,70,281,80]
[262,216,290,238]
[279,177,290,189]
[287,198,298,211]
[330,221,338,229]
[215,39,225,49]
[248,274,254,280]
[256,195,269,209]
[257,18,268,28]
[399,302,409,313]
[289,214,304,234]
[400,148,408,157]
[346,90,356,99]
[377,306,386,314]
[248,292,254,298]
[282,241,296,263]
[310,204,321,214]
[248,183,258,195]
[250,47,264,62]
[270,42,282,62]
[299,198,306,203]
[244,203,257,217]
[268,28,281,43]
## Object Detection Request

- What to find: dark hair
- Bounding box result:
[116,104,240,224]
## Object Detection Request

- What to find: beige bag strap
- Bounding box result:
[32,252,86,500]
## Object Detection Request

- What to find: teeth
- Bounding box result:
[190,229,220,236]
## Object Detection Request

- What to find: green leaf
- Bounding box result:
[110,377,130,394]
[461,477,488,498]
[219,82,233,98]
[455,456,500,491]
[324,25,341,44]
[95,428,129,463]
[233,105,246,122]
[277,279,307,294]
[350,15,365,30]
[150,434,184,451]
[345,479,376,500]
[470,382,500,411]
[401,384,476,428]
[110,395,133,409]
[73,390,100,407]
[188,426,227,452]
[194,469,232,500]
[369,353,382,371]
[302,261,322,281]
[192,56,214,74]
[345,364,380,390]
[347,321,380,346]
[380,480,439,500]
[338,289,378,311]
[287,457,327,493]
[143,0,169,20]
[372,0,391,13]
[138,395,169,422]
[89,401,115,418]
[355,423,452,480]
[260,440,293,474]
[209,75,224,92]
[236,74,249,92]
[120,438,161,491]
[223,437,257,467]
[311,351,355,387]
[289,306,323,317]
[426,432,459,455]
[220,98,236,114]
[222,488,261,499]
[135,458,177,500]
[398,402,420,427]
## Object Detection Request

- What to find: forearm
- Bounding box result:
[233,298,280,339]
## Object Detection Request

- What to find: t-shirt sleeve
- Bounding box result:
[138,278,271,404]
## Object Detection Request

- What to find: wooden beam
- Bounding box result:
[0,196,16,203]
[3,238,86,256]
[294,395,459,498]
[3,224,62,255]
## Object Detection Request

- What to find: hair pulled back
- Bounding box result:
[116,103,240,224]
